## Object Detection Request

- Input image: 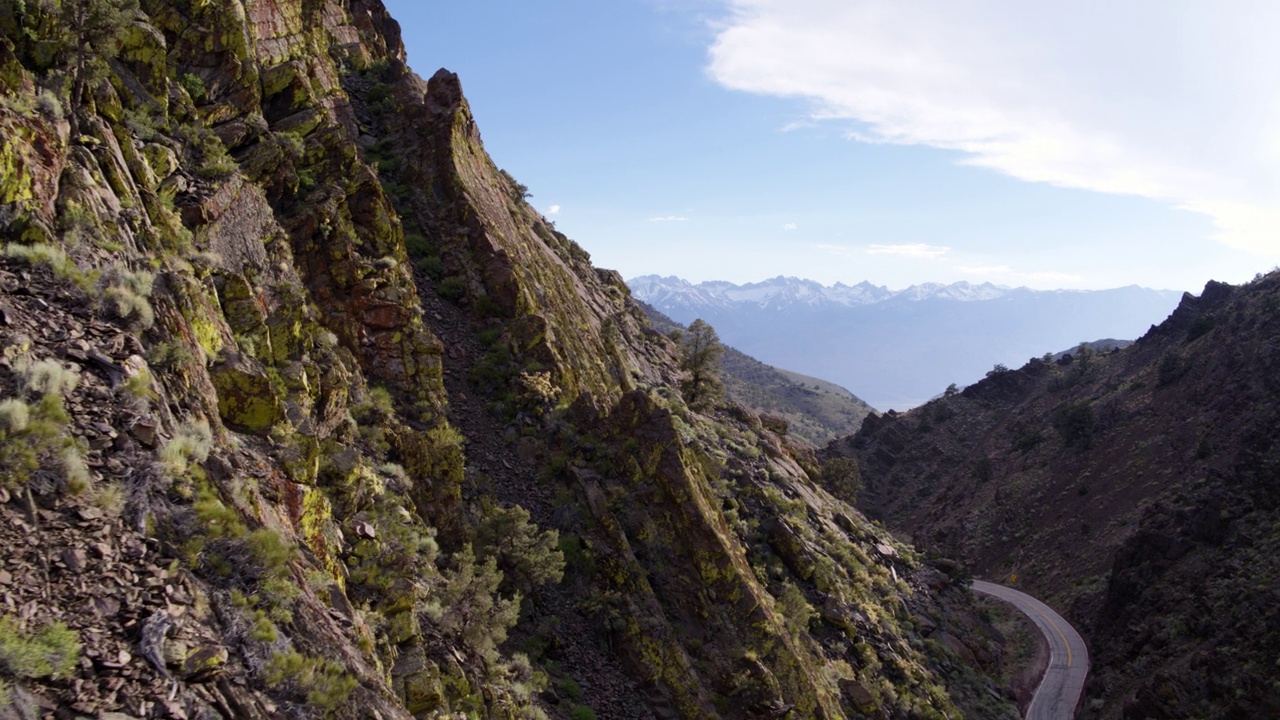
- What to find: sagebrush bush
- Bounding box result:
[1,243,93,290]
[1,353,87,492]
[14,357,80,397]
[35,90,63,120]
[62,446,92,496]
[105,266,156,328]
[92,482,126,516]
[0,399,30,431]
[160,418,213,476]
[105,285,154,328]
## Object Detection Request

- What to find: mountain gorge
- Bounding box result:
[631,275,1184,410]
[0,2,1021,718]
[832,274,1280,718]
[638,301,875,446]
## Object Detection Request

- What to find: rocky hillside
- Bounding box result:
[834,274,1280,718]
[0,1,1019,718]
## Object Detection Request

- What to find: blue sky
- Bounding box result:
[381,0,1280,292]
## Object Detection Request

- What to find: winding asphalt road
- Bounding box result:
[971,580,1089,720]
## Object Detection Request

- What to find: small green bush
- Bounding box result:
[276,131,305,161]
[777,581,815,638]
[178,72,207,103]
[1186,315,1216,342]
[121,368,156,400]
[265,650,357,710]
[570,706,596,720]
[0,616,80,680]
[404,232,431,257]
[1157,351,1185,386]
[197,154,239,180]
[366,83,392,103]
[418,254,443,278]
[191,486,247,541]
[438,276,466,300]
[1052,400,1095,450]
[557,676,582,700]
[819,457,862,505]
[1012,427,1044,454]
[247,528,294,578]
[297,169,317,192]
[124,107,167,140]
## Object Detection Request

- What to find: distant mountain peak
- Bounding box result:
[631,274,1184,410]
[627,275,1015,311]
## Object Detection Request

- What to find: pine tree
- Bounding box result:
[473,503,565,596]
[679,319,725,411]
[60,0,139,131]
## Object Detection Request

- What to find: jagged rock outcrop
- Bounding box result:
[1,1,1019,718]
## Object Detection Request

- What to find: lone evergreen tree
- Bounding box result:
[60,0,139,131]
[679,319,725,410]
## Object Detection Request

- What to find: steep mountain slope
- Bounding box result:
[833,274,1280,718]
[639,301,875,445]
[632,275,1183,410]
[0,2,1018,718]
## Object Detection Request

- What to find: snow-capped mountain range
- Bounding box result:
[629,275,1185,410]
[628,275,1009,312]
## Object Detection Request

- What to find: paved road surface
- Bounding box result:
[971,580,1089,720]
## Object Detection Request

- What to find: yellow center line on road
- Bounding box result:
[1034,605,1073,668]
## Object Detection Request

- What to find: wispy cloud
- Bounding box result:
[649,215,690,222]
[867,243,950,260]
[707,1,1280,256]
[547,204,561,215]
[783,222,798,230]
[780,119,818,133]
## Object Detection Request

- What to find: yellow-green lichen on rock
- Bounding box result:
[209,352,284,433]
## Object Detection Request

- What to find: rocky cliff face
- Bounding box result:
[0,2,1017,718]
[839,274,1280,718]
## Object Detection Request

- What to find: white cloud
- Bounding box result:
[707,1,1280,256]
[783,222,797,230]
[780,119,817,133]
[867,243,950,260]
[547,205,561,215]
[649,215,690,222]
